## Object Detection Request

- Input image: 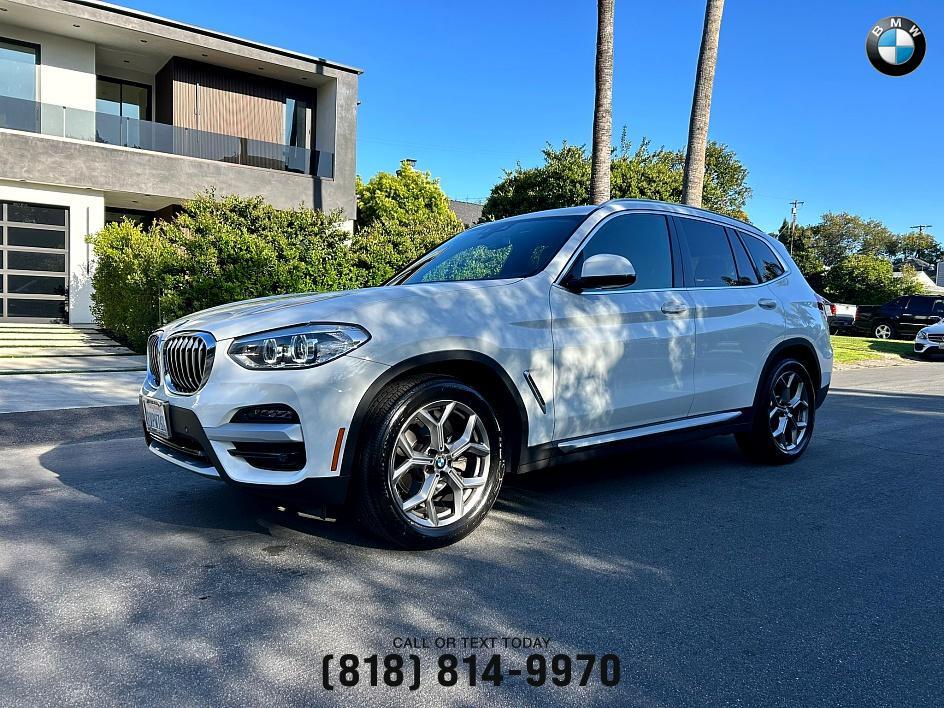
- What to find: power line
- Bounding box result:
[910,224,933,234]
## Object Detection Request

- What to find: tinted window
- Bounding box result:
[6,251,66,272]
[906,297,933,316]
[728,231,758,285]
[571,213,673,290]
[7,227,66,250]
[6,202,67,226]
[678,218,738,287]
[933,300,944,316]
[396,214,585,285]
[740,232,786,282]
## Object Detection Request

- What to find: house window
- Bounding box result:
[284,96,308,148]
[0,38,38,101]
[0,38,39,133]
[96,77,151,120]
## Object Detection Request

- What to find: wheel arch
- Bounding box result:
[757,338,823,407]
[340,351,529,477]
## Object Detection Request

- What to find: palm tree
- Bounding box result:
[682,0,725,208]
[590,0,615,205]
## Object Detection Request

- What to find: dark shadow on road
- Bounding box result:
[0,386,938,705]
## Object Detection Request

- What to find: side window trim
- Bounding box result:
[559,211,679,292]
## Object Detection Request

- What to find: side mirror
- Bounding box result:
[564,253,637,292]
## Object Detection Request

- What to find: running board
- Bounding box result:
[557,411,743,452]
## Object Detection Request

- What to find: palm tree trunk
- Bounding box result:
[590,0,615,205]
[682,0,725,208]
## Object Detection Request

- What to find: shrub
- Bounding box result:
[156,193,357,320]
[823,254,923,305]
[349,214,461,287]
[356,160,463,231]
[88,192,466,350]
[87,219,172,351]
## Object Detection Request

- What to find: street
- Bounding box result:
[1,362,942,706]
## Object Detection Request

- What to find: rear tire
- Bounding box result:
[354,375,506,549]
[873,322,895,340]
[736,358,815,465]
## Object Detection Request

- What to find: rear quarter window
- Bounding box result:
[740,232,786,282]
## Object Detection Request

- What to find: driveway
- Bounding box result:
[0,363,942,706]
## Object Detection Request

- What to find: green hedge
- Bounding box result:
[88,193,461,351]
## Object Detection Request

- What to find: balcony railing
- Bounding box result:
[0,94,333,178]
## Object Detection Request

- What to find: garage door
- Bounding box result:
[1,201,69,322]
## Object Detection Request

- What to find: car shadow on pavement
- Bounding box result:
[7,386,942,705]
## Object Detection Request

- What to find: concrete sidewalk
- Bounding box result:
[0,371,143,413]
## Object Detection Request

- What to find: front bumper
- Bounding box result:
[142,344,389,490]
[914,340,944,355]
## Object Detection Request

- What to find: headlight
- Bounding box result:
[228,323,370,370]
[917,329,929,340]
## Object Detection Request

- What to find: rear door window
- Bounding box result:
[676,217,739,287]
[739,232,786,282]
[906,298,932,316]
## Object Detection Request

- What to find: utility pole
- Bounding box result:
[910,224,933,234]
[788,200,804,255]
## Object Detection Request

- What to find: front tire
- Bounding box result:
[354,375,506,549]
[736,358,815,465]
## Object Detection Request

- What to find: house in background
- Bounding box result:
[448,199,484,227]
[0,0,360,323]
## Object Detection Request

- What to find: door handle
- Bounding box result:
[661,301,689,315]
[758,298,778,310]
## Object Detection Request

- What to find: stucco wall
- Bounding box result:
[0,23,96,110]
[0,179,104,324]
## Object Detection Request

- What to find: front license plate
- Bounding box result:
[141,396,170,439]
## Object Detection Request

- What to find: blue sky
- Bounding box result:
[121,0,942,238]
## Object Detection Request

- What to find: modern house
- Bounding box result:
[0,0,360,323]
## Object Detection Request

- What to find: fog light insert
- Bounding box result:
[229,442,306,471]
[230,405,300,424]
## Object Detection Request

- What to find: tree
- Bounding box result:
[823,254,921,305]
[772,219,823,277]
[897,231,944,264]
[809,212,894,268]
[356,160,462,232]
[682,0,725,207]
[590,0,615,204]
[482,137,751,221]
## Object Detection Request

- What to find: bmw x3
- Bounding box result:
[141,200,833,548]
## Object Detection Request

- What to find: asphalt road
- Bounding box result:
[1,362,942,707]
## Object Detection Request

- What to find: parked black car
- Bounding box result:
[855,295,944,340]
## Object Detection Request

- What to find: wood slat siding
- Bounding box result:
[172,59,284,143]
[153,58,315,171]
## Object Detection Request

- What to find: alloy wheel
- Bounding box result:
[874,324,892,339]
[768,371,811,453]
[388,400,491,528]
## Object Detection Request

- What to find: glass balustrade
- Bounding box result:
[0,94,333,178]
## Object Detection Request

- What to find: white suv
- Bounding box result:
[141,200,833,548]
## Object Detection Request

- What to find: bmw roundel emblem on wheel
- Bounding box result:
[866,17,926,76]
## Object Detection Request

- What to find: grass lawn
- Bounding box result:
[830,335,914,365]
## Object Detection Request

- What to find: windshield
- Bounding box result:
[390,214,587,286]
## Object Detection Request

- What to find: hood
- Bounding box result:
[921,319,944,334]
[162,280,518,341]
